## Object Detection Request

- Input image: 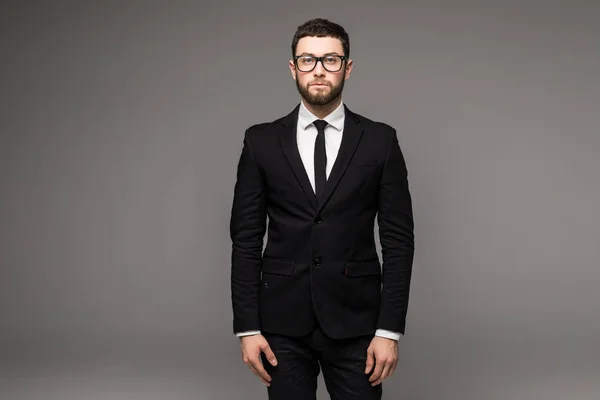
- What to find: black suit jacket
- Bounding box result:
[230,104,415,340]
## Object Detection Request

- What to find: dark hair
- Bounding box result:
[291,18,350,58]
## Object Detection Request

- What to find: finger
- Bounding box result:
[388,359,398,376]
[371,360,392,386]
[368,357,385,382]
[250,358,272,384]
[247,363,271,386]
[262,345,278,366]
[364,348,375,374]
[248,364,271,386]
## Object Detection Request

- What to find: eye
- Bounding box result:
[324,56,336,63]
[300,56,314,63]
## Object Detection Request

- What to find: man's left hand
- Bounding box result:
[364,336,398,386]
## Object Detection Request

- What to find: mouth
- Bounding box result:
[310,83,329,87]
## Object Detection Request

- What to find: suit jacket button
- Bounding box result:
[315,217,322,224]
[314,257,321,266]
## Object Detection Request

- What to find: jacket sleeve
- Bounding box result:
[230,129,267,334]
[376,128,415,335]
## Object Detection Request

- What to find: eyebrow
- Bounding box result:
[298,52,341,56]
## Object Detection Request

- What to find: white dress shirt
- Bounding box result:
[236,100,401,341]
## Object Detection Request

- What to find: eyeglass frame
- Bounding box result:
[293,54,348,73]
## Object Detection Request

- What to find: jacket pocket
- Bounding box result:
[261,257,295,276]
[345,259,381,277]
[352,159,380,168]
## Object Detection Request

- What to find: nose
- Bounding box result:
[313,60,326,76]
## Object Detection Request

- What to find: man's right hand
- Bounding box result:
[240,334,278,386]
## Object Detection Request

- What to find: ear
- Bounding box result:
[288,60,297,80]
[344,59,353,80]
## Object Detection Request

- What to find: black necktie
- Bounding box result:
[313,119,328,198]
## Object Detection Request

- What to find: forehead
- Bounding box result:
[295,36,344,56]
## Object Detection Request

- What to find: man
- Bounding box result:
[229,18,415,400]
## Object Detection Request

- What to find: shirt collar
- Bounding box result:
[298,100,345,132]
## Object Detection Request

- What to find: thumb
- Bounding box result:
[262,344,278,366]
[365,347,374,374]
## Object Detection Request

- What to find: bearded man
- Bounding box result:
[229,17,416,400]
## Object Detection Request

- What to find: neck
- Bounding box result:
[302,96,342,119]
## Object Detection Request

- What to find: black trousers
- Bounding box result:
[260,324,383,400]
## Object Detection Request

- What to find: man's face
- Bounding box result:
[289,36,353,106]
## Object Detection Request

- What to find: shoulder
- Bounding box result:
[350,109,397,138]
[244,121,274,139]
[237,114,290,159]
[243,113,288,141]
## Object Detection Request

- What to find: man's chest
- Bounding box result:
[296,128,344,185]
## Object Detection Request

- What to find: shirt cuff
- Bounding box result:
[235,330,261,337]
[375,329,401,341]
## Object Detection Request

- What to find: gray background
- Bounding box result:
[1,0,599,399]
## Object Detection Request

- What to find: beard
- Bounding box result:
[295,73,345,106]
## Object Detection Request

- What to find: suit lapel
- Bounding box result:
[277,105,319,210]
[317,105,364,212]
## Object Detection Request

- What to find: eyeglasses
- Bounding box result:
[294,55,347,72]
